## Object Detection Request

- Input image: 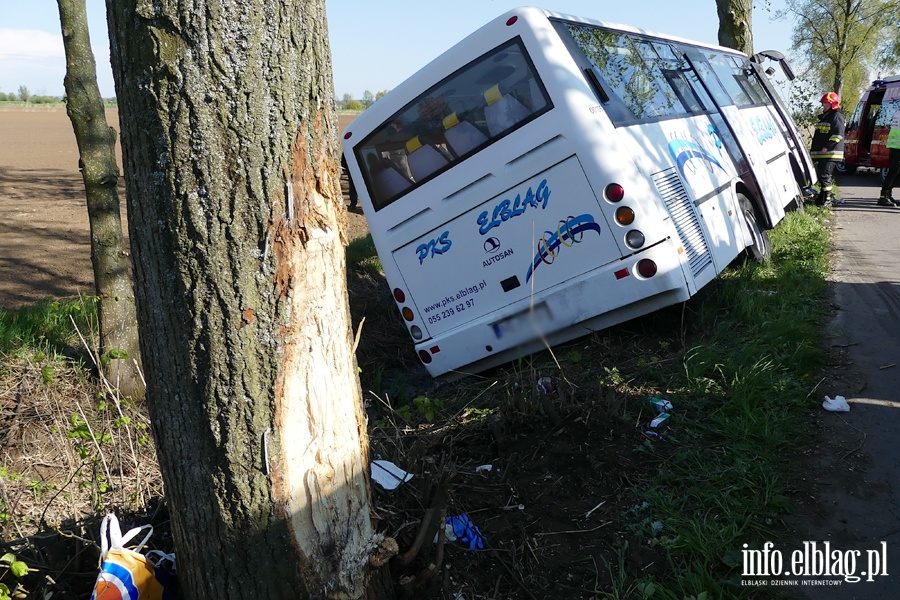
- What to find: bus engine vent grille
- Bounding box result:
[651,168,712,277]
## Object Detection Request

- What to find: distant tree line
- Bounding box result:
[0,84,117,105]
[338,89,388,110]
[0,85,61,103]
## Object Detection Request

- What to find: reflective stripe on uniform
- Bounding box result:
[888,128,900,150]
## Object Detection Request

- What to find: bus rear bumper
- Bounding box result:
[416,244,691,378]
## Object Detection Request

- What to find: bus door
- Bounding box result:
[749,56,816,188]
[686,49,790,226]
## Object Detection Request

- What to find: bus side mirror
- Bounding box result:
[752,50,796,81]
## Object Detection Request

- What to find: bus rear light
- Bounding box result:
[418,350,433,364]
[410,325,423,340]
[506,16,518,26]
[636,259,658,278]
[393,288,406,302]
[614,268,630,280]
[402,307,414,321]
[343,131,352,140]
[615,206,635,226]
[605,183,625,202]
[625,229,645,248]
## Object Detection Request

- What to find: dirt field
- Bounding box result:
[0,107,365,310]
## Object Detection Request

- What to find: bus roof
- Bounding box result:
[537,7,750,57]
[345,6,748,138]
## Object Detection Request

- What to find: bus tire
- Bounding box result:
[739,193,771,263]
[787,183,806,214]
[835,160,856,176]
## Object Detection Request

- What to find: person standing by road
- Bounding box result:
[810,91,846,207]
[879,108,900,205]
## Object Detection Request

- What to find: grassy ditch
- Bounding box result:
[348,207,833,598]
[0,206,832,598]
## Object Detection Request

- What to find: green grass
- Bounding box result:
[0,296,96,360]
[0,205,833,598]
[346,233,382,275]
[591,207,833,598]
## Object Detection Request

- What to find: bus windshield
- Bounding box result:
[354,37,552,211]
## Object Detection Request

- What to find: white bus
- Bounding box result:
[341,7,816,378]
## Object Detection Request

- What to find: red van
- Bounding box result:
[837,75,900,181]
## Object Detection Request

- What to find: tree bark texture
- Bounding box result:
[716,0,754,55]
[105,0,385,597]
[57,0,144,399]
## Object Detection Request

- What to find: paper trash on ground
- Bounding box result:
[371,459,414,490]
[822,395,850,412]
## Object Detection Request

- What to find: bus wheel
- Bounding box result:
[835,160,856,176]
[787,183,806,214]
[739,194,771,263]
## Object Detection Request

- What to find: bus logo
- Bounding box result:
[416,230,453,265]
[484,237,501,253]
[668,138,726,180]
[477,179,552,235]
[526,214,602,282]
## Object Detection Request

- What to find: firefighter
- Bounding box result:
[880,108,900,205]
[810,91,846,207]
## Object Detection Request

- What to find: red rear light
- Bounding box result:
[418,350,433,364]
[393,288,406,302]
[605,183,625,202]
[506,16,518,26]
[636,259,658,278]
[343,131,352,140]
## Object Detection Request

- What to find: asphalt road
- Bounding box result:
[787,169,900,599]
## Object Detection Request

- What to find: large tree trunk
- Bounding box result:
[104,0,392,597]
[57,0,144,399]
[716,0,754,55]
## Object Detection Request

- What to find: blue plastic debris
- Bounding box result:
[446,513,485,550]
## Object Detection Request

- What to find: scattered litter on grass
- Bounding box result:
[371,459,414,490]
[536,376,556,396]
[644,431,666,441]
[822,395,850,412]
[474,464,493,473]
[446,514,486,550]
[649,412,670,428]
[648,397,673,413]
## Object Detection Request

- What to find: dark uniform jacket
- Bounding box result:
[810,108,845,160]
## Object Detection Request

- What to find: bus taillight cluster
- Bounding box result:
[393,287,429,360]
[606,182,654,275]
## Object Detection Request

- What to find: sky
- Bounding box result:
[0,1,794,100]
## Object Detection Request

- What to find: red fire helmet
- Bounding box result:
[821,91,841,109]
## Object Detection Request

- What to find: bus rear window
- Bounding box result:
[354,37,552,211]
